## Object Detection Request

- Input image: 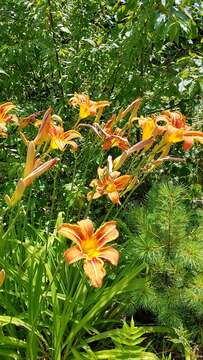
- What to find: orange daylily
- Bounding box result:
[157,111,203,151]
[79,116,130,151]
[49,125,81,152]
[58,219,119,288]
[87,167,132,204]
[101,116,130,150]
[69,93,110,120]
[33,108,81,151]
[159,110,189,129]
[139,110,203,152]
[102,133,130,151]
[139,117,157,140]
[0,269,5,287]
[0,102,16,137]
[5,141,58,207]
[161,125,203,152]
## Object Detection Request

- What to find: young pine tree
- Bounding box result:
[121,182,203,342]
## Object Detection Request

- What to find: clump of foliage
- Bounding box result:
[0,96,202,358]
[73,318,159,359]
[122,182,203,342]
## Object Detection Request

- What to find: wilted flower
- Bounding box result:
[79,117,130,151]
[120,98,142,119]
[18,110,45,129]
[58,219,119,288]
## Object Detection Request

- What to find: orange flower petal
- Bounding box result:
[64,246,84,264]
[108,191,120,204]
[78,219,94,239]
[183,137,193,151]
[111,171,121,179]
[58,223,85,245]
[114,175,131,191]
[183,131,203,137]
[83,258,106,288]
[67,140,78,151]
[141,118,156,140]
[87,191,101,201]
[98,246,119,265]
[50,137,64,151]
[103,135,129,151]
[165,126,184,143]
[63,130,81,141]
[95,221,119,248]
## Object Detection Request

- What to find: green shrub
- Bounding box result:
[121,182,203,342]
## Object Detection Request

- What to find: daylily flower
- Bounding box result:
[58,219,119,288]
[139,117,162,141]
[33,108,81,152]
[18,110,45,129]
[0,269,5,287]
[161,125,203,152]
[87,166,132,204]
[69,93,110,120]
[159,110,189,129]
[79,118,130,151]
[0,102,16,137]
[155,111,203,151]
[49,125,81,152]
[5,141,58,207]
[140,111,189,142]
[101,116,130,150]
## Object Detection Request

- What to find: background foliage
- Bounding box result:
[0,0,202,117]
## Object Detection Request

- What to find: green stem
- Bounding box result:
[2,205,21,240]
[84,197,92,218]
[50,166,61,220]
[62,262,145,358]
[102,203,115,223]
